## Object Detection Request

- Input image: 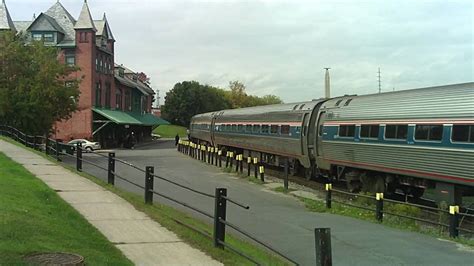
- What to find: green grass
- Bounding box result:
[0,136,290,265]
[153,124,188,138]
[0,152,132,265]
[273,187,297,194]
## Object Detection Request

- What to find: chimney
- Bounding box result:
[324,68,331,99]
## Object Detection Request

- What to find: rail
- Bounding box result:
[0,125,301,265]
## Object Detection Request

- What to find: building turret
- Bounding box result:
[0,0,16,32]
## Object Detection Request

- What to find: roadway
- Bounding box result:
[60,140,474,265]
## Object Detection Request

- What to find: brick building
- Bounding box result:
[0,0,168,147]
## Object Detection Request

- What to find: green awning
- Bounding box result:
[93,108,169,126]
[130,113,170,126]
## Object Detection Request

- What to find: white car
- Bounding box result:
[68,139,101,152]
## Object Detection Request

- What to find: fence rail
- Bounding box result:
[0,125,303,265]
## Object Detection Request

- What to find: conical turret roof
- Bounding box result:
[0,0,16,31]
[74,0,96,31]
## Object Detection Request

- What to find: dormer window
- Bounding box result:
[32,33,42,41]
[43,33,54,43]
[119,68,124,77]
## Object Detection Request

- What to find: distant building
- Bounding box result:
[1,0,168,147]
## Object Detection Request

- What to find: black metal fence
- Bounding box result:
[0,125,308,265]
[323,184,474,238]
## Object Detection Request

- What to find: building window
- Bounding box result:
[95,82,102,107]
[415,125,443,141]
[32,33,42,41]
[43,33,54,43]
[79,32,88,43]
[95,58,99,71]
[452,125,474,143]
[125,91,131,111]
[119,68,124,77]
[116,88,122,110]
[105,83,111,108]
[65,50,75,66]
[385,124,408,140]
[360,125,380,139]
[338,125,355,137]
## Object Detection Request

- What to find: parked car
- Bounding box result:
[68,139,101,152]
[151,133,161,140]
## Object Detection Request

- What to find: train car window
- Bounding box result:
[262,125,269,133]
[281,125,290,135]
[318,125,324,136]
[299,104,306,110]
[335,99,343,106]
[238,124,244,132]
[360,125,379,138]
[452,125,471,142]
[338,125,355,137]
[415,125,443,141]
[232,124,237,131]
[245,125,252,132]
[385,125,408,139]
[253,124,260,133]
[271,125,279,134]
[344,99,353,106]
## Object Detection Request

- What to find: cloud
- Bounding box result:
[7,0,473,103]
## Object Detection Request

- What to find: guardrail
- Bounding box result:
[0,126,310,265]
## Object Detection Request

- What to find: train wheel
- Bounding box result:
[345,171,362,193]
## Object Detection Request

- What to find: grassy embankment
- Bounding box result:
[0,136,290,265]
[153,124,187,138]
[0,152,132,265]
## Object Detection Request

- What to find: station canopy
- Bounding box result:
[93,108,169,126]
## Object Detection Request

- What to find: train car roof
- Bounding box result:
[322,82,474,121]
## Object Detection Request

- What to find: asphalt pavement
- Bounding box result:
[60,140,474,265]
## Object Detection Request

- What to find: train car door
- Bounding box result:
[316,111,326,156]
[301,113,309,155]
[210,113,217,146]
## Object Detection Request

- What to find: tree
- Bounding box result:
[227,80,283,107]
[0,32,81,135]
[161,81,231,127]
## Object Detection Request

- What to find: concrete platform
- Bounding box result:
[0,140,221,266]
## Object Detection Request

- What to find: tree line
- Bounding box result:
[0,32,80,135]
[161,80,283,127]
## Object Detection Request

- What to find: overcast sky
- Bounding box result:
[7,0,473,103]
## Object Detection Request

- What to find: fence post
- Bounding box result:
[213,188,227,249]
[254,157,258,178]
[239,155,243,173]
[315,228,332,266]
[218,150,222,167]
[76,143,82,172]
[225,152,229,168]
[55,139,61,162]
[108,152,115,185]
[45,138,49,155]
[215,149,218,166]
[284,157,289,190]
[208,147,211,164]
[259,165,265,182]
[211,147,214,165]
[145,166,154,204]
[230,152,234,169]
[325,184,332,209]
[375,193,384,222]
[449,205,459,238]
[33,136,37,150]
[247,156,251,176]
[235,155,240,172]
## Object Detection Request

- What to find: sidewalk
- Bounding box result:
[0,140,221,266]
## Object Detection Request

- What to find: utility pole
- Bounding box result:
[377,67,381,93]
[324,68,331,99]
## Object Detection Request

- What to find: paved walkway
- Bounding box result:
[0,140,221,266]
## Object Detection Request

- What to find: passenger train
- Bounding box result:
[189,83,474,204]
